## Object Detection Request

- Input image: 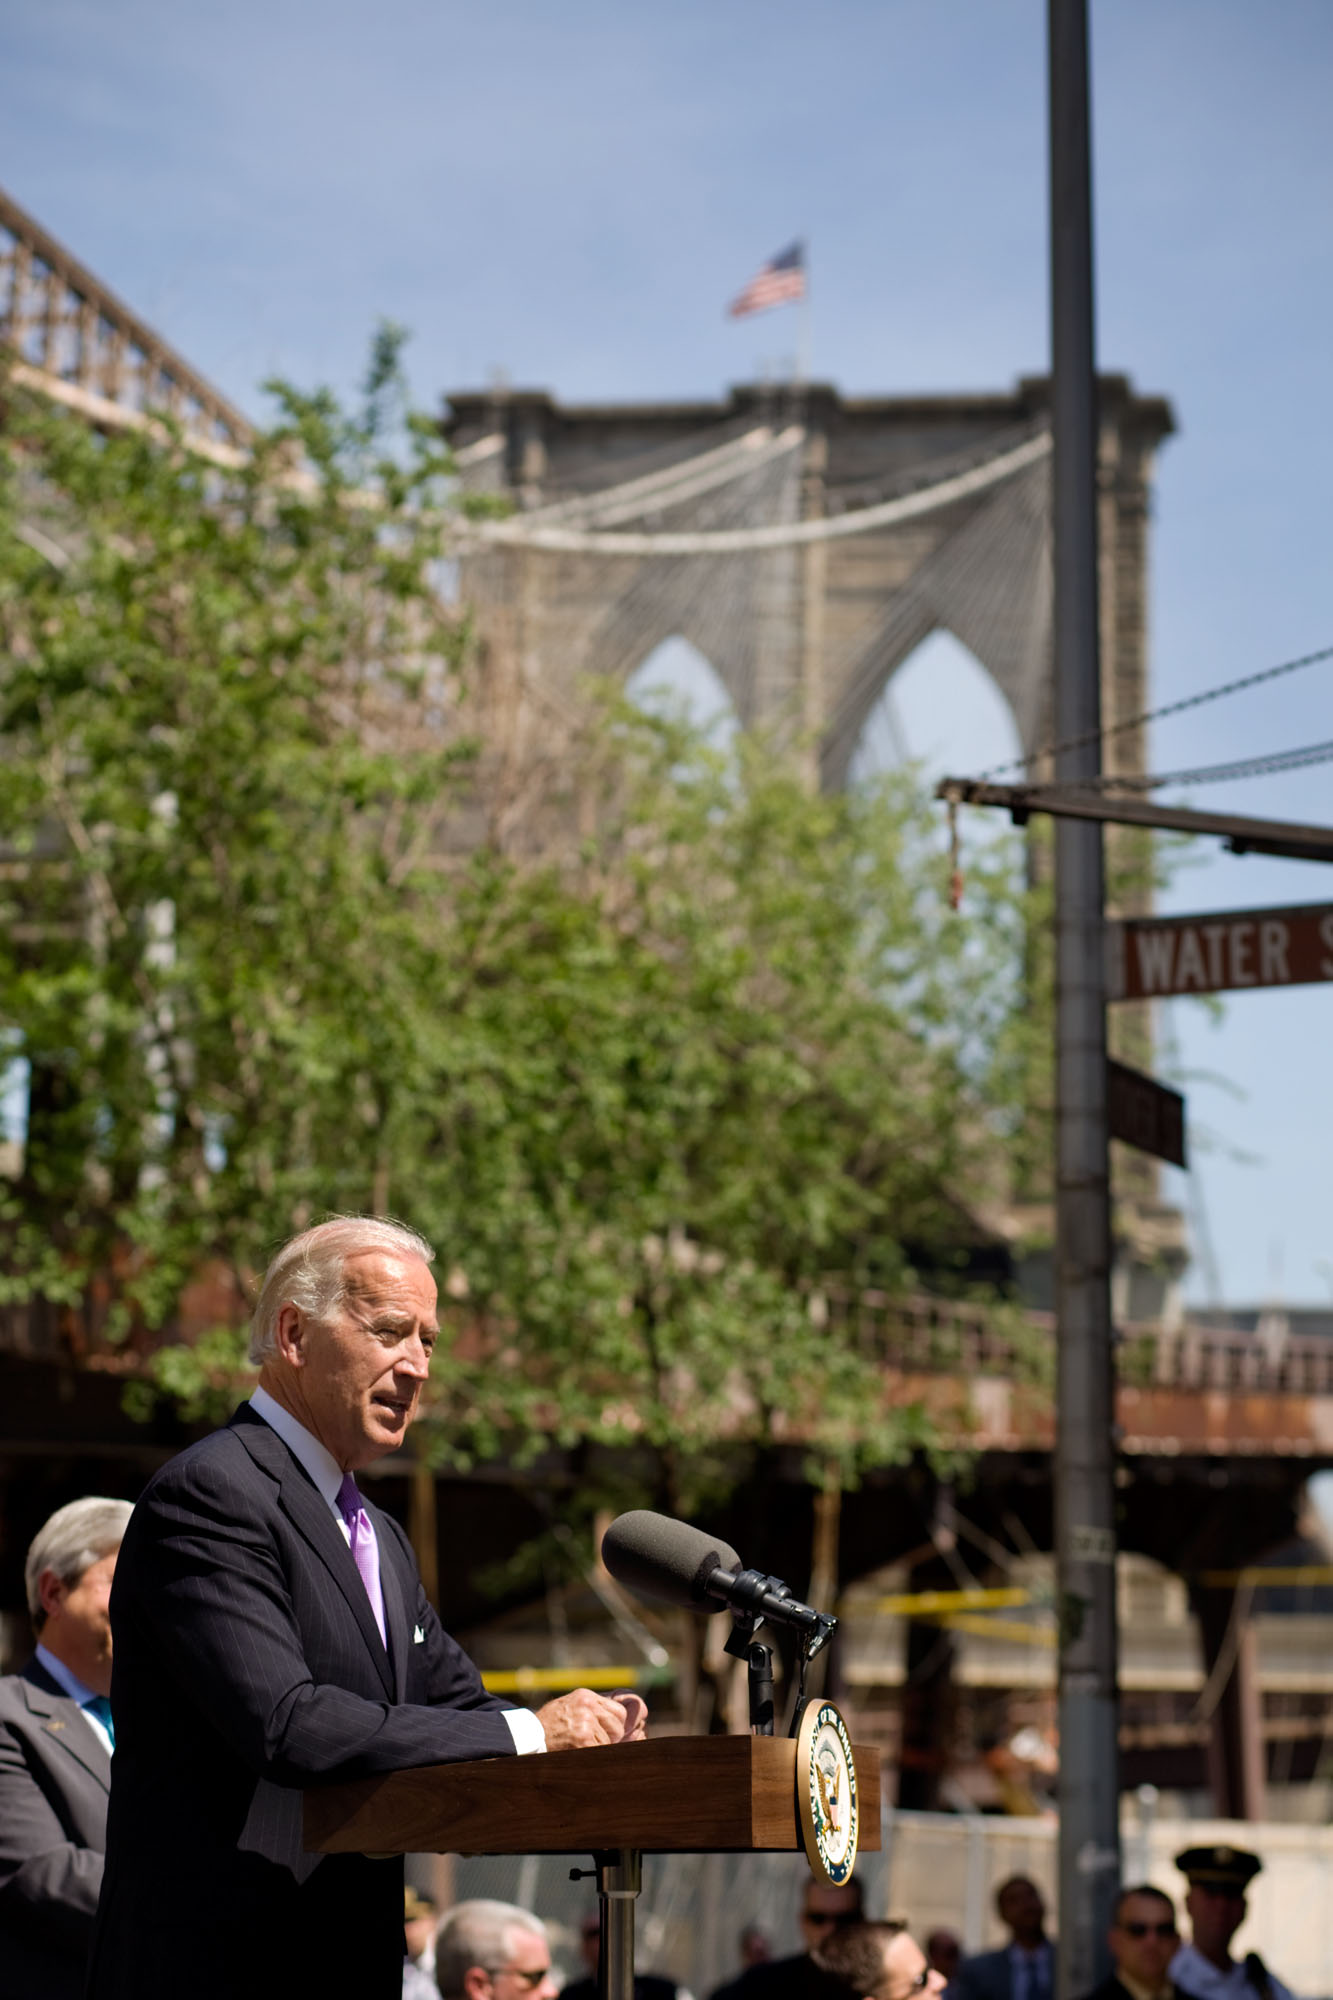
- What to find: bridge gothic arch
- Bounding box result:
[848,628,1024,788]
[625,634,738,743]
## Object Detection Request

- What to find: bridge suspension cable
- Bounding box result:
[461,428,1051,555]
[517,425,803,528]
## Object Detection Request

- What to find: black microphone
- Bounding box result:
[600,1510,741,1608]
[601,1510,836,1652]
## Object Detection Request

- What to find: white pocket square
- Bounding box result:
[413,1625,425,1644]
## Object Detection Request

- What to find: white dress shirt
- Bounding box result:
[1170,1944,1295,2000]
[248,1388,544,1753]
[34,1642,113,1757]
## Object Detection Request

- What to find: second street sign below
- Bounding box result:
[1107,902,1333,1001]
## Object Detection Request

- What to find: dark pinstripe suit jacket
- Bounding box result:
[87,1404,518,2000]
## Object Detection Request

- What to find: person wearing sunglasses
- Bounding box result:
[709,1876,865,2000]
[1169,1848,1295,2000]
[433,1899,560,2000]
[815,1919,948,2000]
[1080,1886,1180,2000]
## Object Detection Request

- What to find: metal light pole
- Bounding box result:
[1048,2,1120,1992]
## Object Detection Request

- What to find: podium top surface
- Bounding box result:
[304,1734,882,1858]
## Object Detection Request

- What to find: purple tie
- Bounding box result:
[336,1474,387,1647]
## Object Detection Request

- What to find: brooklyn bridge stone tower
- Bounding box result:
[443,374,1173,791]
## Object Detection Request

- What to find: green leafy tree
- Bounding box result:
[0,357,1045,1509]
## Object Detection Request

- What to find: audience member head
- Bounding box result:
[405,1887,439,1967]
[995,1878,1047,1950]
[925,1930,962,1983]
[435,1901,556,2000]
[25,1495,133,1697]
[250,1215,440,1470]
[1175,1847,1261,1969]
[817,1920,946,2000]
[1108,1887,1178,1992]
[741,1925,773,1968]
[800,1876,866,1955]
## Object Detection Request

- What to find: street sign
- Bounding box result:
[1106,902,1333,1001]
[1106,1058,1186,1167]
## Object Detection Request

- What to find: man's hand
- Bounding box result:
[537,1687,648,1750]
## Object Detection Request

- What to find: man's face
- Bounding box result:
[39,1547,118,1691]
[1186,1884,1245,1959]
[801,1883,862,1952]
[1110,1893,1179,1989]
[405,1914,435,1963]
[284,1250,439,1470]
[485,1924,557,2000]
[998,1881,1045,1945]
[880,1932,946,2000]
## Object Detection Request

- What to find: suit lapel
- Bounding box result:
[372,1511,410,1702]
[21,1666,112,1793]
[230,1408,395,1699]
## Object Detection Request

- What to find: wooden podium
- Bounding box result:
[305,1736,881,2000]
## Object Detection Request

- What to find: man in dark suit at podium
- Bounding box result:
[87,1217,645,2000]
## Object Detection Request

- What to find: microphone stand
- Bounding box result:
[721,1583,836,1736]
[724,1611,775,1733]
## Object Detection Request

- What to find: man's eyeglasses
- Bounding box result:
[1120,1923,1177,1941]
[488,1968,551,1988]
[805,1913,859,1930]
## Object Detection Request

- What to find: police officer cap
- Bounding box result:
[1175,1845,1262,1892]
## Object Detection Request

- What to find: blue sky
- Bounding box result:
[3,0,1331,1304]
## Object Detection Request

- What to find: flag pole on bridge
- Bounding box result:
[1048,2,1121,1990]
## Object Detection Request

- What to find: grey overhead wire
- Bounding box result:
[976,641,1333,783]
[1062,736,1333,793]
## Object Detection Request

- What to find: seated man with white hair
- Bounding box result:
[88,1216,646,2000]
[433,1898,559,2000]
[0,1494,132,2000]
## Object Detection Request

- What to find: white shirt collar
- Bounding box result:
[249,1385,345,1514]
[35,1643,96,1706]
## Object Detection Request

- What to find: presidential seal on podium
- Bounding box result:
[795,1699,859,1884]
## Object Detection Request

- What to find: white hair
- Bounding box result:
[435,1902,547,2000]
[248,1215,436,1364]
[25,1496,133,1624]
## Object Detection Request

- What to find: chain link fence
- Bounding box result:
[421,1806,1333,2000]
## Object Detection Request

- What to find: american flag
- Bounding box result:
[727,242,806,318]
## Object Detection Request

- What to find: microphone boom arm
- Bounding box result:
[713,1566,837,1661]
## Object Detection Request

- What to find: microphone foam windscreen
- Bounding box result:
[601,1510,742,1609]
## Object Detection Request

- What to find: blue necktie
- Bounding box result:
[84,1695,115,1748]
